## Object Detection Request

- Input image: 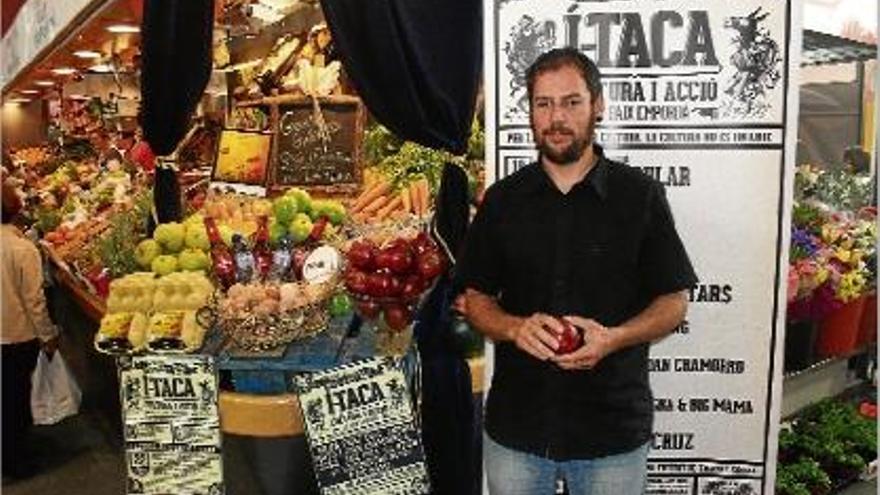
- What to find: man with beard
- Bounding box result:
[457,48,697,494]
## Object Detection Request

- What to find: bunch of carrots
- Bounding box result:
[351,169,432,223]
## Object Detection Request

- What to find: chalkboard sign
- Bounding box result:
[271,96,364,190]
[294,356,430,495]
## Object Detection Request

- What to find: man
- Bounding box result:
[457,48,697,494]
[2,182,59,480]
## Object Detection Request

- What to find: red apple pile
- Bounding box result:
[343,232,445,331]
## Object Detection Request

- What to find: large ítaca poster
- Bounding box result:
[486,1,800,493]
[294,357,430,495]
[119,355,224,495]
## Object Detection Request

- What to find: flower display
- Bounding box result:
[787,166,877,322]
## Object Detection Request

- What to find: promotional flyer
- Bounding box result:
[119,355,224,495]
[485,1,801,492]
[295,356,430,495]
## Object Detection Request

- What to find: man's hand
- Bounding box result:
[41,336,60,359]
[552,316,618,370]
[511,313,562,361]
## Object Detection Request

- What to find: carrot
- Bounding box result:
[353,179,390,212]
[417,178,430,215]
[399,188,411,214]
[410,181,422,216]
[362,195,389,214]
[375,196,403,221]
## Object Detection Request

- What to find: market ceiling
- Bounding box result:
[3,0,142,100]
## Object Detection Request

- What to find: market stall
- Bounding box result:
[3,0,484,493]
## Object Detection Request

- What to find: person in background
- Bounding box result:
[457,48,697,494]
[1,181,59,480]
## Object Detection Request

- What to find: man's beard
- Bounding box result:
[535,119,596,166]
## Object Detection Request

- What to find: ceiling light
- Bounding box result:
[67,94,89,100]
[6,98,31,104]
[73,50,101,59]
[89,64,114,73]
[106,24,139,34]
[51,67,77,75]
[20,89,39,94]
[34,80,55,86]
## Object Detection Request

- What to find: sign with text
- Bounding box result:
[272,98,364,188]
[294,357,430,495]
[486,1,801,493]
[119,355,224,495]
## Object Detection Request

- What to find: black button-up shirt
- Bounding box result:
[459,145,697,460]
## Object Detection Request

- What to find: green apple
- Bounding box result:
[185,224,211,251]
[134,239,161,269]
[286,187,312,215]
[288,213,313,243]
[272,196,298,225]
[217,224,234,247]
[151,255,179,276]
[154,222,186,253]
[178,249,210,272]
[269,221,287,247]
[324,200,347,225]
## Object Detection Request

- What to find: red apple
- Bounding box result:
[344,267,369,294]
[555,317,584,354]
[386,246,414,274]
[366,272,393,297]
[374,247,396,271]
[348,240,377,271]
[387,275,403,297]
[357,299,381,319]
[399,274,423,301]
[416,250,444,280]
[410,232,433,255]
[383,304,410,331]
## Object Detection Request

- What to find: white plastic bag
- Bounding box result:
[30,350,81,425]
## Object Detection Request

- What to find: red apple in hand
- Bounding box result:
[555,317,584,354]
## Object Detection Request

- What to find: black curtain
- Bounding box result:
[140,0,215,222]
[320,0,481,155]
[320,2,482,492]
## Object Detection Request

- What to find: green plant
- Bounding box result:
[777,458,831,495]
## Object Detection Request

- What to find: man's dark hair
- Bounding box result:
[526,47,603,104]
[2,182,23,224]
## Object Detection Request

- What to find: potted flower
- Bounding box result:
[814,212,873,357]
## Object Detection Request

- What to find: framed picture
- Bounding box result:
[211,128,272,195]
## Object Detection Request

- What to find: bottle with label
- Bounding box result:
[232,234,256,283]
[204,217,236,289]
[252,215,273,281]
[269,235,294,282]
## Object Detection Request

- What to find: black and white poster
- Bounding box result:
[119,355,224,495]
[485,1,801,493]
[294,357,430,495]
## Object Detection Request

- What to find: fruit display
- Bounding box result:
[343,230,446,332]
[11,146,52,167]
[96,271,213,354]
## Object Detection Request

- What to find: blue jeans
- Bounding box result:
[484,433,649,495]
